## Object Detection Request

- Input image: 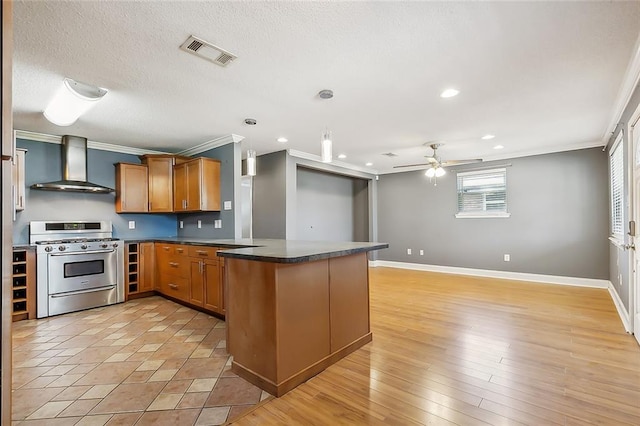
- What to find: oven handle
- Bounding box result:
[50,285,117,298]
[50,249,116,256]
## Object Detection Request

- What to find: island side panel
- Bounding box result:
[275,260,331,384]
[226,258,278,384]
[328,252,371,353]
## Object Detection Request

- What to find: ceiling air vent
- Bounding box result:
[381,152,398,157]
[180,35,237,67]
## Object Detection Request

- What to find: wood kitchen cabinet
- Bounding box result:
[125,242,155,298]
[155,243,190,303]
[11,248,36,322]
[173,157,221,212]
[189,246,223,314]
[115,163,148,213]
[139,154,189,213]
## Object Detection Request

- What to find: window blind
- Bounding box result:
[610,140,624,237]
[457,168,507,215]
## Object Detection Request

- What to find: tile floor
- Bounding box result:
[11,296,270,425]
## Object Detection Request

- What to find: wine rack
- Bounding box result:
[11,248,36,321]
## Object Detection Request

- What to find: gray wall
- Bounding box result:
[377,148,609,279]
[252,151,288,239]
[607,82,640,311]
[295,167,369,242]
[177,143,237,239]
[13,138,177,244]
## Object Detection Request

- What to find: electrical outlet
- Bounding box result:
[179,221,184,229]
[128,221,135,229]
[214,220,222,229]
[504,254,510,262]
[197,220,202,229]
[224,201,232,210]
[407,248,412,255]
[420,250,424,256]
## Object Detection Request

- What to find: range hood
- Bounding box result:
[31,135,114,193]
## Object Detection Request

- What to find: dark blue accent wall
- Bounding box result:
[13,138,177,244]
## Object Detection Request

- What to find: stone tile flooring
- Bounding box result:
[11,296,269,425]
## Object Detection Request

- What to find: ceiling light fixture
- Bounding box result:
[338,154,347,159]
[277,137,288,143]
[481,134,495,140]
[493,145,504,150]
[440,88,459,98]
[319,89,334,163]
[365,162,373,167]
[244,118,257,176]
[43,78,108,126]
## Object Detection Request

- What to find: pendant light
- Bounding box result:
[44,78,108,126]
[244,118,257,176]
[319,89,333,163]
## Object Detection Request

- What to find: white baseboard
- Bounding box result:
[368,260,610,289]
[607,282,632,333]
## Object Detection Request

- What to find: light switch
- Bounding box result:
[214,220,222,229]
[197,220,202,229]
[224,201,232,210]
[128,221,135,229]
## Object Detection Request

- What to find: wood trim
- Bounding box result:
[232,332,372,397]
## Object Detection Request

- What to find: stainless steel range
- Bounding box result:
[30,220,124,318]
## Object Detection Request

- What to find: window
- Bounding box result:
[456,168,510,218]
[610,136,624,238]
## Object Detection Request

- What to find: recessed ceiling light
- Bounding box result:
[440,88,459,98]
[338,154,347,159]
[481,134,495,140]
[277,137,288,143]
[365,162,373,166]
[493,145,504,150]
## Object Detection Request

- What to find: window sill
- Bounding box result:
[455,212,511,219]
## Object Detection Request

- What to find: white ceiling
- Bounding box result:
[12,1,640,174]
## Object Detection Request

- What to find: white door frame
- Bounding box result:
[630,104,640,346]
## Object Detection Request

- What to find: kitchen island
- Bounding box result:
[216,239,387,396]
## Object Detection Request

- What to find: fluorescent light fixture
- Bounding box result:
[321,130,332,163]
[43,78,108,126]
[338,154,347,159]
[440,88,459,98]
[277,137,288,143]
[365,162,373,167]
[246,149,257,176]
[493,145,504,150]
[481,134,495,140]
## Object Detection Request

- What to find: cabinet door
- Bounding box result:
[189,259,205,307]
[186,159,202,211]
[147,157,174,212]
[139,242,155,292]
[200,158,221,211]
[173,163,187,211]
[203,259,222,313]
[115,164,148,213]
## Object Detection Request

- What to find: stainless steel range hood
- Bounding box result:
[31,135,114,193]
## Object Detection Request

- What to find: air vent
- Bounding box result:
[381,152,399,157]
[180,35,237,67]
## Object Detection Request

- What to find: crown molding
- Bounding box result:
[287,149,379,175]
[603,32,640,143]
[176,134,244,156]
[14,130,170,156]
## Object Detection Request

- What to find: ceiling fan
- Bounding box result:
[393,143,482,179]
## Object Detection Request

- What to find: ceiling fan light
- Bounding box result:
[425,167,436,178]
[435,166,445,177]
[43,78,108,126]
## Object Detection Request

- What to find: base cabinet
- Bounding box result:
[11,248,36,321]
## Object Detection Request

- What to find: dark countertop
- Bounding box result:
[12,244,34,251]
[123,238,388,264]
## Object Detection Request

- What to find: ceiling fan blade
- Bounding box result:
[393,163,432,169]
[440,159,483,167]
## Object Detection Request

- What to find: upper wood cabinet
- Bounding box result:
[174,157,221,212]
[139,154,189,213]
[115,163,149,213]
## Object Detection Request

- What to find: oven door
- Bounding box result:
[48,249,118,294]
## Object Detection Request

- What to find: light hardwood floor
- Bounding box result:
[232,267,640,425]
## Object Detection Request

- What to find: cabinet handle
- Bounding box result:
[149,201,152,210]
[176,248,184,253]
[196,250,208,256]
[182,200,186,209]
[163,247,170,251]
[168,283,178,289]
[169,262,179,267]
[199,260,203,274]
